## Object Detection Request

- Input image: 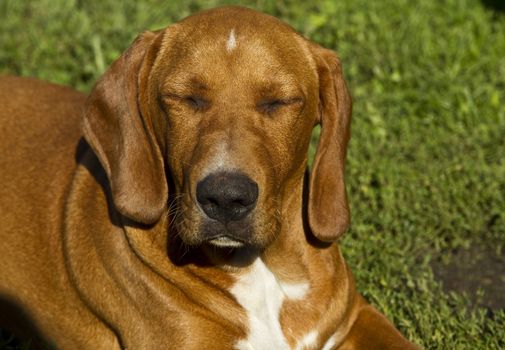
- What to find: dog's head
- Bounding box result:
[83,6,351,251]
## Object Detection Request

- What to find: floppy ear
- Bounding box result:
[82,31,168,224]
[308,46,352,242]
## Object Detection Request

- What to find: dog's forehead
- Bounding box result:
[177,6,297,41]
[157,7,315,92]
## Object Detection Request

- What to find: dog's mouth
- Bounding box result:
[172,180,279,253]
[199,218,253,248]
[172,194,258,248]
[171,198,280,267]
[205,235,245,248]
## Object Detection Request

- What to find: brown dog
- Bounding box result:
[0,6,420,350]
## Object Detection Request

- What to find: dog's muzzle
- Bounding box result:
[196,171,258,247]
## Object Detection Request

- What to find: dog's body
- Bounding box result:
[0,7,419,350]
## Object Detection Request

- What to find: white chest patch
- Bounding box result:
[231,259,314,350]
[321,334,337,350]
[232,259,290,349]
[280,281,310,300]
[226,29,237,52]
[295,330,319,350]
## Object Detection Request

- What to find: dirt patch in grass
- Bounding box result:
[432,244,505,311]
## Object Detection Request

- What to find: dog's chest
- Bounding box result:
[230,259,316,350]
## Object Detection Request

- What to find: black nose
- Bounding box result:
[196,172,258,223]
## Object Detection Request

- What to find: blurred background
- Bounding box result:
[1,0,504,349]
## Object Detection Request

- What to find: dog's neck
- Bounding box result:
[260,178,313,280]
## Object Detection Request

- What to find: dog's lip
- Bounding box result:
[205,235,245,248]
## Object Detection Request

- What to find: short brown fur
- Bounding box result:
[0,6,420,349]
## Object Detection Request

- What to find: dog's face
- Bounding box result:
[83,6,351,251]
[158,12,319,248]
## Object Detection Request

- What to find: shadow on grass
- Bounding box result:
[0,294,51,350]
[431,243,505,313]
[482,0,505,13]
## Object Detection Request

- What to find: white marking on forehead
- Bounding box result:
[226,29,237,52]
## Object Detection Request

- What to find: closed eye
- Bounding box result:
[184,96,209,110]
[257,97,303,115]
[162,94,209,111]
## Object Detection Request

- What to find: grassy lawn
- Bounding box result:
[1,0,504,349]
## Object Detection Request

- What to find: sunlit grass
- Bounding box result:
[1,0,504,348]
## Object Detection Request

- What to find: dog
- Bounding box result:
[0,6,420,350]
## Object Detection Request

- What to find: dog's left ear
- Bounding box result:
[82,31,168,224]
[308,45,352,242]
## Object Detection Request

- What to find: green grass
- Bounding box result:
[1,0,504,349]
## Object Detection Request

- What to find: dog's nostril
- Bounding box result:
[232,198,248,207]
[196,172,258,223]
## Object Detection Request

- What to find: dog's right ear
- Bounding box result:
[82,31,168,225]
